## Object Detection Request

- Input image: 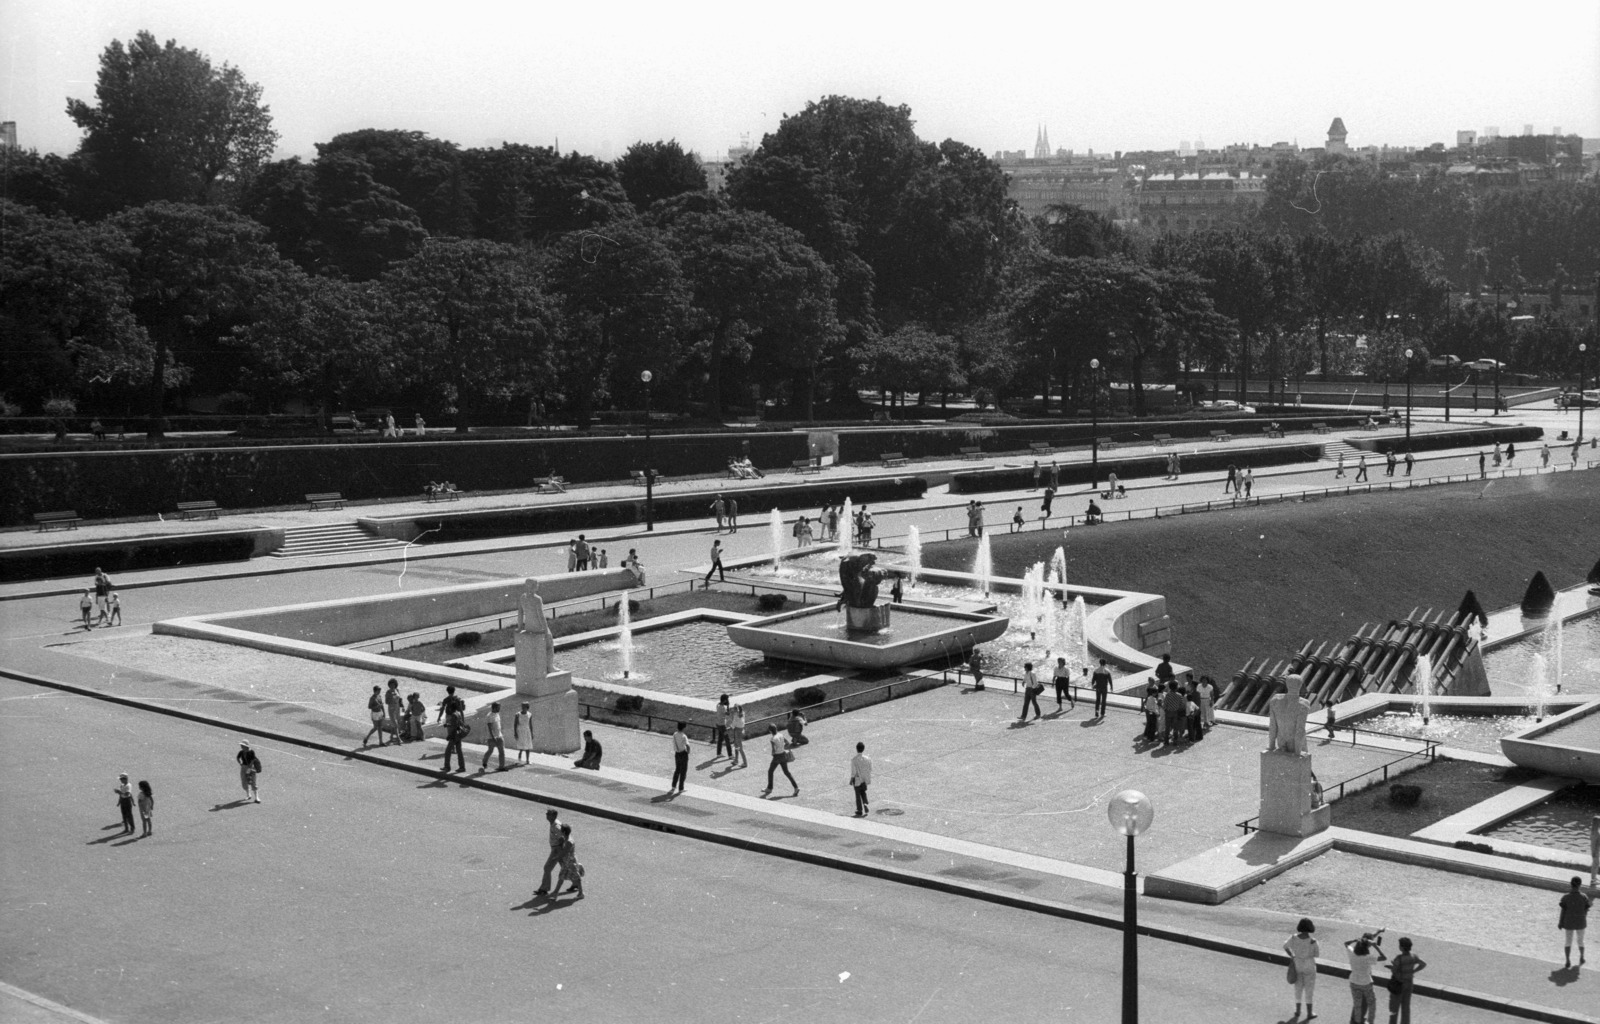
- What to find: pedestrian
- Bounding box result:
[513,702,534,764]
[137,780,154,837]
[1106,470,1119,497]
[480,701,507,771]
[786,708,809,747]
[1031,460,1041,490]
[714,694,732,759]
[1019,662,1043,721]
[1040,485,1055,522]
[1284,917,1321,1022]
[1243,467,1254,497]
[827,505,839,541]
[1573,439,1582,467]
[93,567,111,610]
[555,823,584,897]
[1559,876,1592,968]
[573,729,603,769]
[1506,441,1516,464]
[414,412,426,436]
[1492,441,1502,466]
[1162,681,1187,745]
[598,548,608,569]
[710,494,726,532]
[1052,656,1074,709]
[1165,452,1175,480]
[727,497,739,534]
[1197,674,1216,731]
[890,576,903,604]
[363,685,390,747]
[1403,451,1414,476]
[1541,443,1551,467]
[1154,653,1175,685]
[535,809,565,896]
[968,647,985,690]
[1172,451,1181,480]
[728,704,747,768]
[1345,931,1387,1024]
[1334,453,1346,479]
[850,741,872,817]
[1355,455,1369,482]
[567,539,578,572]
[1385,451,1396,477]
[441,699,467,773]
[79,589,94,630]
[236,742,262,803]
[1185,678,1203,742]
[1091,659,1112,718]
[858,507,874,545]
[1385,937,1427,1024]
[575,534,591,571]
[669,722,690,793]
[106,592,122,626]
[1226,463,1239,492]
[704,539,725,583]
[94,587,110,626]
[1011,506,1025,533]
[406,692,427,741]
[1048,460,1060,489]
[1479,451,1488,478]
[114,773,136,833]
[761,724,798,797]
[384,678,404,743]
[1142,684,1161,742]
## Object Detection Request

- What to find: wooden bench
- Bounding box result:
[790,458,822,474]
[176,500,220,520]
[1358,419,1379,430]
[1028,442,1053,455]
[630,469,660,487]
[535,476,567,494]
[425,487,461,503]
[306,492,346,511]
[1311,422,1332,434]
[1096,436,1116,450]
[34,510,81,532]
[1152,434,1175,446]
[958,446,984,460]
[1208,430,1233,443]
[880,452,909,468]
[1263,427,1284,438]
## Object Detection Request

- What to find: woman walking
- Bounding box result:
[137,781,154,837]
[728,704,748,768]
[114,773,136,834]
[512,702,534,764]
[363,685,390,747]
[555,823,584,897]
[761,724,798,797]
[237,742,262,803]
[1284,917,1321,1021]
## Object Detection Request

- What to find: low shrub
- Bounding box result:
[1388,783,1423,807]
[756,593,789,612]
[611,599,642,615]
[792,685,826,707]
[615,694,645,713]
[452,631,482,647]
[1454,839,1494,854]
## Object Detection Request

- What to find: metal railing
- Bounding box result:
[1236,739,1439,834]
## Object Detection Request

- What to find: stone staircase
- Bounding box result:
[1320,439,1362,463]
[269,522,406,558]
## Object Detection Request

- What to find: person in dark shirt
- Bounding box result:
[574,730,603,770]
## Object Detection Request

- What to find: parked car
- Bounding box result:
[1557,390,1599,409]
[1198,400,1256,413]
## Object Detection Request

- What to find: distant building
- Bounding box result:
[1326,117,1348,155]
[0,122,17,151]
[997,153,1132,221]
[1134,171,1267,234]
[701,145,752,192]
[1456,130,1477,148]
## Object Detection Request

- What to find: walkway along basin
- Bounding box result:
[726,603,1009,671]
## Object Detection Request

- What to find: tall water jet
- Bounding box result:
[1530,652,1550,721]
[1041,592,1063,655]
[769,508,784,574]
[1068,596,1089,672]
[1021,563,1044,639]
[1049,546,1068,590]
[905,526,923,587]
[1550,614,1565,694]
[1414,652,1433,724]
[841,497,854,555]
[974,532,993,597]
[618,590,634,680]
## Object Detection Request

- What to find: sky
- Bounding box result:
[4,0,1598,164]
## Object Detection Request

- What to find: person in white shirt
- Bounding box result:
[728,705,747,768]
[669,722,690,793]
[849,742,873,817]
[1344,931,1387,1024]
[479,702,506,771]
[1283,917,1320,1021]
[761,724,798,797]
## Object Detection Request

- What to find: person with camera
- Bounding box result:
[1344,929,1387,1024]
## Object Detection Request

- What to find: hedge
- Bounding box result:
[949,445,1323,494]
[401,477,928,544]
[0,431,811,527]
[0,531,266,583]
[1349,425,1543,455]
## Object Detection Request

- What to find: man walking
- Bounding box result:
[727,497,739,534]
[1019,662,1043,722]
[710,494,726,532]
[704,539,725,584]
[384,679,404,745]
[1560,876,1592,968]
[1225,463,1238,493]
[480,701,507,771]
[575,534,591,572]
[1403,451,1414,476]
[535,809,565,897]
[1385,451,1397,477]
[442,699,467,773]
[1091,659,1112,718]
[1162,681,1188,745]
[1385,937,1427,1024]
[1052,656,1074,710]
[669,722,690,794]
[1355,455,1369,482]
[1242,468,1253,497]
[1334,453,1346,479]
[849,742,872,817]
[714,695,732,759]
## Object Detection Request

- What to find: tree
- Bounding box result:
[109,202,293,436]
[318,130,473,236]
[66,31,277,212]
[460,144,633,243]
[615,140,707,213]
[0,200,149,409]
[1157,230,1278,400]
[1035,204,1132,260]
[0,149,74,215]
[849,324,964,413]
[1295,233,1358,377]
[381,238,554,432]
[243,155,427,280]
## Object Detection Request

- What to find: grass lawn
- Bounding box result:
[1328,757,1539,838]
[922,470,1599,677]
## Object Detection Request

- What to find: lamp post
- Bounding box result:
[1580,343,1589,445]
[1109,790,1154,1024]
[1090,358,1101,488]
[1404,348,1414,442]
[641,370,655,531]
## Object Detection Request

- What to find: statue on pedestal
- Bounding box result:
[518,584,556,677]
[836,553,892,632]
[1258,673,1329,838]
[1266,673,1312,756]
[513,579,580,753]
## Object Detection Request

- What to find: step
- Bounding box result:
[268,522,405,557]
[1320,440,1362,462]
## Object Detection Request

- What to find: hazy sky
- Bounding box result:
[5,0,1598,163]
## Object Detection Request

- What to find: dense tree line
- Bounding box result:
[4,32,1595,436]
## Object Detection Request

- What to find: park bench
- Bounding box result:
[1152,434,1175,446]
[34,510,81,532]
[958,446,984,460]
[630,469,660,487]
[1208,430,1233,443]
[1311,422,1332,434]
[306,492,346,511]
[176,500,220,520]
[1028,442,1053,455]
[1096,436,1116,450]
[790,458,822,474]
[879,452,909,468]
[535,476,567,494]
[425,486,462,503]
[1263,426,1285,438]
[1358,419,1379,430]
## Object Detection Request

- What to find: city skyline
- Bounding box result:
[3,0,1597,164]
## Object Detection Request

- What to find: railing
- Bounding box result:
[1236,739,1439,834]
[868,458,1590,548]
[938,666,1090,703]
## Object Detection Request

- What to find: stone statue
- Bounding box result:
[517,581,556,671]
[1266,673,1312,755]
[837,553,889,609]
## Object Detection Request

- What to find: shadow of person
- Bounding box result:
[649,792,676,804]
[1007,720,1031,730]
[209,799,251,812]
[1548,964,1581,987]
[711,765,742,779]
[87,832,132,845]
[1079,718,1103,728]
[528,895,581,916]
[695,758,721,771]
[510,896,542,912]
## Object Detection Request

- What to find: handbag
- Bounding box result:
[1286,962,1297,984]
[779,750,795,764]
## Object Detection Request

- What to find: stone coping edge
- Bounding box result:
[3,665,1593,1024]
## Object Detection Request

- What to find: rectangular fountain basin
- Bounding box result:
[726,603,1009,670]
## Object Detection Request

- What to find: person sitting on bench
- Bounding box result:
[1085,500,1103,525]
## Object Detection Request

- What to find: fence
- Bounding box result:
[1236,739,1439,835]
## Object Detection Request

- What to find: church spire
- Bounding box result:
[1034,124,1051,159]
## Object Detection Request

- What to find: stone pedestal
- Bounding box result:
[1259,750,1331,838]
[845,603,891,633]
[515,626,581,754]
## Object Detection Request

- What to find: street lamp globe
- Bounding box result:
[1090,358,1100,370]
[1108,789,1154,836]
[640,370,653,384]
[1405,348,1413,360]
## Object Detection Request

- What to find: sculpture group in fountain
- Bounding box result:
[1259,674,1330,838]
[515,580,580,753]
[837,553,892,632]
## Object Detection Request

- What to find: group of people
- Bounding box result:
[534,809,585,899]
[1030,459,1061,490]
[965,500,987,537]
[1140,664,1217,746]
[353,410,426,437]
[1012,656,1116,721]
[570,536,647,583]
[1224,464,1254,495]
[709,494,740,533]
[362,678,431,747]
[1162,452,1183,480]
[79,567,123,629]
[112,772,156,836]
[726,456,764,479]
[1283,919,1428,1024]
[423,480,460,497]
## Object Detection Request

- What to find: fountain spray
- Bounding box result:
[841,498,854,554]
[974,532,993,597]
[1414,651,1433,725]
[906,526,922,588]
[618,590,634,680]
[769,508,783,574]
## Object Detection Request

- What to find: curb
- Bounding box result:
[3,665,1592,1024]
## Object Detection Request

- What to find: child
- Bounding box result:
[79,590,95,629]
[137,781,154,837]
[1011,506,1025,533]
[107,592,122,626]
